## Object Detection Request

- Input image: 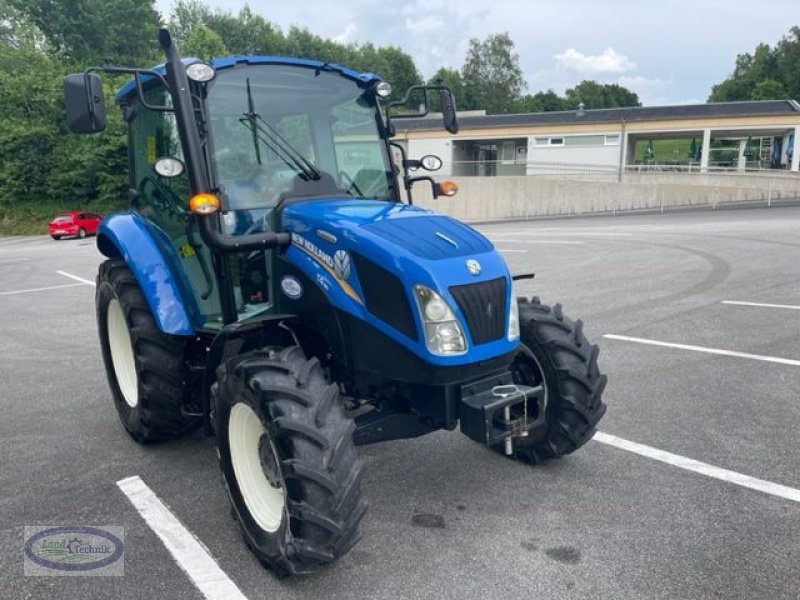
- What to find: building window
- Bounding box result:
[564,135,605,146]
[550,137,564,146]
[534,137,549,147]
[605,134,621,145]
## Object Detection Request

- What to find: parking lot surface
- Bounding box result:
[2,206,800,599]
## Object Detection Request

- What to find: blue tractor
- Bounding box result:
[64,30,607,577]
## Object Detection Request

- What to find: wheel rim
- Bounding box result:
[107,298,138,408]
[79,228,86,238]
[229,403,286,533]
[511,347,548,407]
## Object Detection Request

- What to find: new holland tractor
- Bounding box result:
[64,29,607,577]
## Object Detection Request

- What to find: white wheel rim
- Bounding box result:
[229,403,286,533]
[107,299,138,408]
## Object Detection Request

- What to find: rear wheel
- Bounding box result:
[215,346,367,577]
[96,258,198,442]
[51,235,61,240]
[507,297,607,463]
[78,227,87,239]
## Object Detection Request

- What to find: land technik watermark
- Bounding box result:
[24,526,124,576]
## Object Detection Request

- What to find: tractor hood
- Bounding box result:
[280,199,518,367]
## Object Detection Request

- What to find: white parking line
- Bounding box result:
[117,476,248,600]
[495,249,528,254]
[593,432,800,504]
[56,270,96,286]
[0,283,85,296]
[722,300,800,311]
[490,239,585,245]
[493,231,632,237]
[603,334,800,367]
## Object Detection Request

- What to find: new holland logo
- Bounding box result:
[333,250,351,280]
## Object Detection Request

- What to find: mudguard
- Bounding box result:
[96,212,199,335]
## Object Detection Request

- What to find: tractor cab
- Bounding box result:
[67,43,457,331]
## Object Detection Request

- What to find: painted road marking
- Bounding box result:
[722,300,800,311]
[0,283,85,296]
[117,476,248,600]
[56,270,96,286]
[490,239,585,245]
[496,249,528,253]
[492,231,632,237]
[603,334,800,367]
[593,432,800,504]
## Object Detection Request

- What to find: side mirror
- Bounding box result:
[64,72,106,134]
[439,89,458,134]
[403,154,443,172]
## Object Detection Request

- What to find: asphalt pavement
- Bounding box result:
[2,206,800,599]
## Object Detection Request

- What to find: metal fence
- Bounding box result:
[450,159,800,187]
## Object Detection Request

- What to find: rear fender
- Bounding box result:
[96,212,200,335]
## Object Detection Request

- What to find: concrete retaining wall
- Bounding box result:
[413,173,800,222]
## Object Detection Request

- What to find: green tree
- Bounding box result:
[520,90,565,112]
[709,28,800,102]
[775,26,800,100]
[204,6,283,55]
[751,78,787,100]
[461,32,526,114]
[564,80,640,109]
[182,23,227,60]
[11,0,161,65]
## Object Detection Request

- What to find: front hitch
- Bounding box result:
[459,373,546,454]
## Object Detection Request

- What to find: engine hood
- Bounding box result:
[284,199,491,258]
[280,199,517,367]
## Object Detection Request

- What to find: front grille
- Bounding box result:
[351,253,418,341]
[450,277,506,345]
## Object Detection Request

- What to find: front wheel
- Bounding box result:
[96,259,198,442]
[78,227,87,239]
[215,346,367,577]
[508,298,607,463]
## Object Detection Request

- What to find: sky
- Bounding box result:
[154,0,800,106]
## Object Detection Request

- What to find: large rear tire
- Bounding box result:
[508,297,607,463]
[215,346,367,577]
[96,258,198,442]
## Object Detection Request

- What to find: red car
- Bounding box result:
[49,211,103,240]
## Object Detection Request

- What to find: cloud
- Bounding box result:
[616,75,670,105]
[554,47,636,75]
[332,23,358,44]
[404,15,445,34]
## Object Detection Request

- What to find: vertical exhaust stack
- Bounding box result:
[157,28,209,194]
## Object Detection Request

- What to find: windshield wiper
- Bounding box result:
[241,78,320,181]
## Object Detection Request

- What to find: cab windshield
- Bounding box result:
[206,64,395,215]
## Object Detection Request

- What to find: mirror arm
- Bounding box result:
[389,141,413,204]
[85,65,173,112]
[407,175,440,200]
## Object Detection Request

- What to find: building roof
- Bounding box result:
[394,100,800,132]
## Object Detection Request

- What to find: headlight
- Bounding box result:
[413,285,467,355]
[508,289,520,341]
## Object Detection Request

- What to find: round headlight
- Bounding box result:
[186,62,216,82]
[153,156,185,178]
[424,297,449,322]
[375,81,393,98]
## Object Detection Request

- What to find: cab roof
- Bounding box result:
[116,55,381,103]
